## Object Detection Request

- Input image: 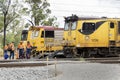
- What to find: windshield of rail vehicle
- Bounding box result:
[31,30,39,39]
[21,30,28,41]
[64,21,77,30]
[21,33,28,41]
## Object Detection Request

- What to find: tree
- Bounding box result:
[0,0,20,48]
[0,14,4,31]
[42,16,58,27]
[24,0,57,26]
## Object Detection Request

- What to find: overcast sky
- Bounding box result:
[49,0,120,27]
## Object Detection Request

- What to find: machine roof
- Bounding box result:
[30,26,63,30]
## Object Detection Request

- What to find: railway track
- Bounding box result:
[0,59,53,68]
[52,57,120,64]
[0,62,48,68]
[85,57,120,63]
[0,57,119,67]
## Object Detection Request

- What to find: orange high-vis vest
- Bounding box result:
[26,44,31,49]
[4,45,8,50]
[18,44,24,49]
[11,44,15,51]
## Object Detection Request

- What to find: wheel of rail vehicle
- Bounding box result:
[88,50,98,58]
[81,51,90,58]
[52,50,65,58]
[63,47,74,58]
[116,48,120,57]
[30,50,36,57]
[97,48,109,57]
[72,47,80,58]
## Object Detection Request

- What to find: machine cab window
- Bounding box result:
[81,22,96,35]
[64,21,77,30]
[21,30,28,41]
[31,30,39,38]
[118,21,120,34]
[82,22,95,31]
[64,23,69,30]
[34,31,39,37]
[41,31,54,38]
[71,22,77,30]
[110,22,114,28]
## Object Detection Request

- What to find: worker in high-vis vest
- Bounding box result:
[10,42,15,59]
[26,41,32,59]
[18,41,24,59]
[4,44,9,59]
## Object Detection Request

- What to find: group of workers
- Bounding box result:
[4,41,32,59]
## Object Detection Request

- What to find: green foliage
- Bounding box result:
[24,0,51,25]
[0,0,59,48]
[0,0,24,48]
[6,33,15,44]
[5,31,21,47]
[0,0,22,27]
[25,23,30,28]
[0,15,4,30]
[42,16,58,27]
[0,24,23,48]
[23,0,57,26]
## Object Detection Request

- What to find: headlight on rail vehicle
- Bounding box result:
[85,36,90,40]
[76,44,80,47]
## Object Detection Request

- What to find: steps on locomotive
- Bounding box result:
[108,46,118,56]
[109,46,116,52]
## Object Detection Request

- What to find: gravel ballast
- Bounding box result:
[0,61,120,80]
[0,66,55,80]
